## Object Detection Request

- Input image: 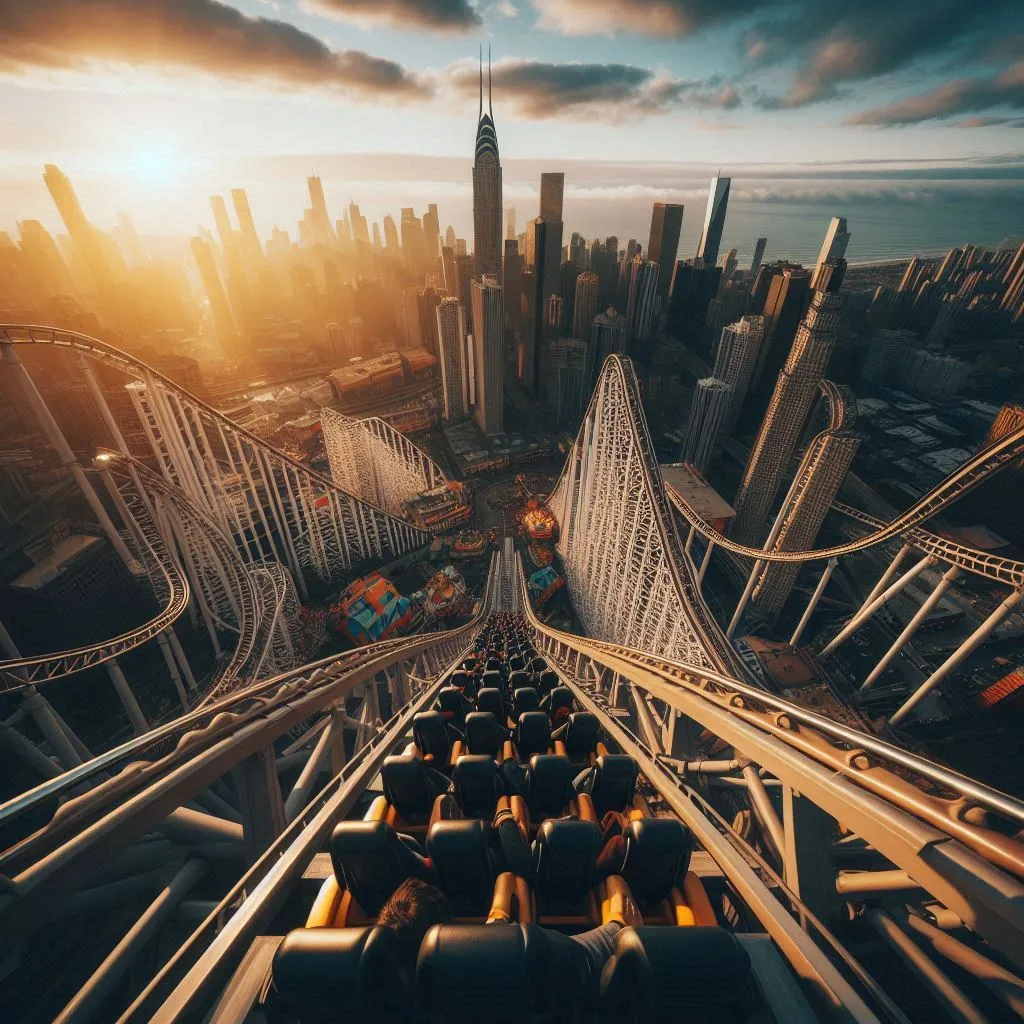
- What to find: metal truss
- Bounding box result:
[549,355,736,672]
[0,326,429,601]
[513,554,1024,977]
[321,408,446,518]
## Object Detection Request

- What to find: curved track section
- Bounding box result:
[1,326,430,597]
[548,355,737,673]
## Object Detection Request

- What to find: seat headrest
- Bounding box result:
[527,754,574,821]
[516,711,551,761]
[547,686,574,710]
[536,669,559,695]
[448,670,472,690]
[480,670,504,691]
[530,657,548,674]
[417,923,582,1023]
[622,819,692,907]
[563,712,600,759]
[426,819,497,916]
[452,754,503,818]
[513,687,540,717]
[413,711,450,761]
[508,669,533,691]
[591,755,639,816]
[436,686,465,715]
[274,926,412,1023]
[464,711,503,759]
[476,687,504,715]
[330,820,432,916]
[598,926,751,1023]
[533,818,603,905]
[381,753,447,825]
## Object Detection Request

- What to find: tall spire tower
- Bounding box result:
[472,46,503,280]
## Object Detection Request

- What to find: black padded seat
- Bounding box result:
[588,755,639,817]
[621,819,693,909]
[330,820,432,916]
[427,819,498,917]
[417,923,581,1024]
[435,686,471,729]
[413,711,451,763]
[516,711,551,762]
[598,926,752,1023]
[536,669,560,696]
[512,687,540,721]
[480,669,504,693]
[464,711,505,759]
[448,669,472,690]
[530,657,548,674]
[527,754,575,821]
[508,655,526,673]
[545,686,574,721]
[452,755,504,819]
[381,753,448,826]
[508,669,533,692]
[562,712,600,763]
[533,817,603,907]
[475,687,504,716]
[273,926,412,1024]
[485,658,504,676]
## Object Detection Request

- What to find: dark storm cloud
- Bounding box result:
[448,57,740,120]
[0,0,429,97]
[847,63,1024,126]
[308,0,482,32]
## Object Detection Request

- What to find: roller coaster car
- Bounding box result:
[380,754,451,839]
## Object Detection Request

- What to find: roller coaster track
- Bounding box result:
[0,326,430,596]
[547,355,744,676]
[661,385,1024,580]
[513,551,1024,973]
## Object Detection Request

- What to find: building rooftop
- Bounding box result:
[11,534,102,591]
[660,463,736,522]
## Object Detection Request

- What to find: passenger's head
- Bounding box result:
[377,878,452,964]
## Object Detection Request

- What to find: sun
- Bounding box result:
[125,140,189,187]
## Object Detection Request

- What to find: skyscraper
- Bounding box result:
[436,297,470,421]
[401,208,427,270]
[383,216,400,252]
[680,378,732,474]
[753,267,811,390]
[539,172,565,298]
[503,239,523,331]
[814,217,851,279]
[696,176,731,270]
[712,315,765,431]
[505,207,516,241]
[306,175,334,247]
[750,237,767,275]
[471,276,504,434]
[751,398,860,619]
[648,203,683,297]
[190,237,240,358]
[423,204,441,261]
[43,164,112,292]
[473,51,503,279]
[587,308,628,390]
[730,290,842,546]
[572,271,599,338]
[625,257,659,355]
[230,188,265,273]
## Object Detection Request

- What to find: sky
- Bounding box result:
[1,0,1022,246]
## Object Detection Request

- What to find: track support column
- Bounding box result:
[232,745,287,862]
[106,658,149,736]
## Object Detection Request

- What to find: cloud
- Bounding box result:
[847,62,1024,125]
[531,0,760,38]
[0,0,429,98]
[745,0,1020,108]
[305,0,482,32]
[447,57,741,120]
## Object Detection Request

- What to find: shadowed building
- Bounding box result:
[648,203,684,298]
[473,53,503,280]
[696,176,730,270]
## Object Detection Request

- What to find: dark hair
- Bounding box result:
[377,878,452,961]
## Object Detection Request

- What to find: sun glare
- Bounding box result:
[125,141,188,187]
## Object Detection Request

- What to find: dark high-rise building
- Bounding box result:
[665,260,721,348]
[436,297,470,420]
[572,271,599,339]
[473,52,503,279]
[503,239,523,331]
[423,203,441,261]
[753,267,811,391]
[587,307,628,390]
[559,260,580,334]
[750,237,767,275]
[625,258,659,356]
[696,175,730,269]
[647,203,683,297]
[471,276,504,434]
[455,254,475,332]
[539,172,564,298]
[810,257,847,295]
